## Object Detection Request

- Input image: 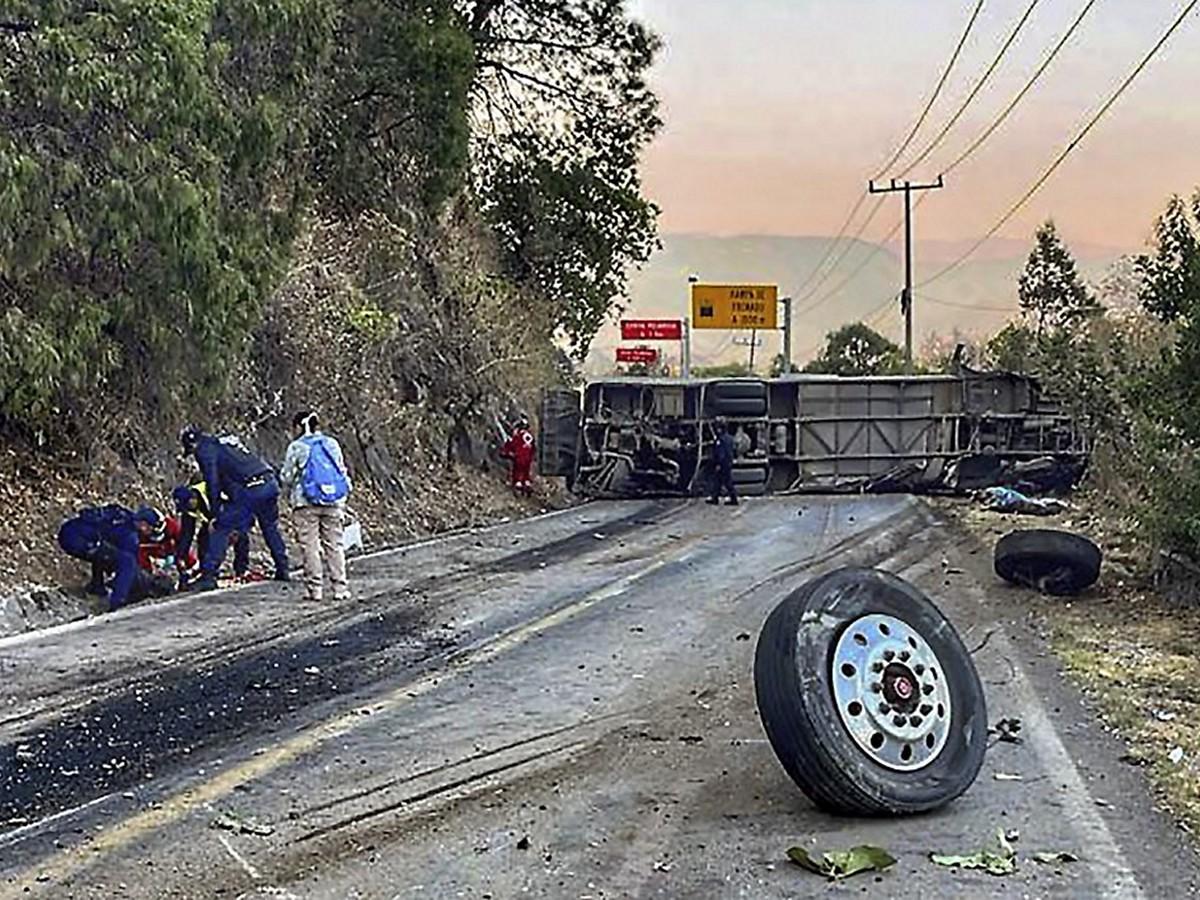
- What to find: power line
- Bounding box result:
[793,212,905,319]
[897,0,1042,179]
[794,0,989,302]
[792,196,888,307]
[918,291,1016,313]
[920,0,1199,288]
[941,0,1099,177]
[874,0,988,179]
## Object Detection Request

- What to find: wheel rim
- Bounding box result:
[831,613,953,772]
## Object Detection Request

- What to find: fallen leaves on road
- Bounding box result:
[787,844,896,881]
[930,828,1017,876]
[209,811,274,836]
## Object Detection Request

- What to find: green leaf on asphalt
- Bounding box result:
[1032,851,1079,865]
[787,844,897,880]
[930,828,1017,876]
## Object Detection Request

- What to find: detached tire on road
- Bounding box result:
[754,567,987,815]
[994,529,1101,596]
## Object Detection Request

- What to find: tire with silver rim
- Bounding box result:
[754,567,987,815]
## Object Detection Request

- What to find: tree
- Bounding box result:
[1018,221,1100,335]
[692,362,752,378]
[465,0,662,358]
[984,322,1037,373]
[803,323,904,377]
[0,0,336,426]
[770,354,798,377]
[1135,193,1200,324]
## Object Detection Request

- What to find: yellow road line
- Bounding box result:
[7,539,697,896]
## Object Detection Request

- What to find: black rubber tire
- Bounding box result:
[994,529,1101,596]
[754,567,987,815]
[707,397,768,418]
[732,465,769,485]
[707,380,767,401]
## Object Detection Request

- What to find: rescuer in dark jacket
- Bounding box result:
[179,427,290,591]
[171,481,250,588]
[706,421,739,506]
[57,504,142,610]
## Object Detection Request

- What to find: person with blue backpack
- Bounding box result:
[280,410,352,602]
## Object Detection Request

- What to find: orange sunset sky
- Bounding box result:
[630,0,1200,253]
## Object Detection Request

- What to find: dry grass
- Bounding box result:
[938,495,1200,837]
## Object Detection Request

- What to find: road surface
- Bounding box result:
[1,496,1197,898]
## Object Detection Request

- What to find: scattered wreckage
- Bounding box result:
[539,366,1087,498]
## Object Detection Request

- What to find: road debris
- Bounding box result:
[930,828,1017,876]
[516,836,531,851]
[1169,746,1185,765]
[1032,851,1080,865]
[210,811,274,836]
[993,772,1023,782]
[787,844,896,881]
[991,717,1023,744]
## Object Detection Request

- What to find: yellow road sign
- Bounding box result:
[690,283,779,330]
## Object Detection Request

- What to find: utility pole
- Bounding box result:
[867,176,944,373]
[781,296,793,374]
[685,274,698,379]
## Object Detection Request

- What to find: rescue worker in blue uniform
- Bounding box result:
[706,420,739,506]
[57,504,142,609]
[171,481,250,587]
[179,427,290,591]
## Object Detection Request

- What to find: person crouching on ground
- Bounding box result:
[171,482,250,588]
[58,505,172,610]
[280,410,352,602]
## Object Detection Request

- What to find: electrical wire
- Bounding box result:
[874,0,988,179]
[942,0,1099,177]
[920,0,1199,289]
[918,291,1015,313]
[897,0,1042,179]
[793,0,989,302]
[792,195,888,307]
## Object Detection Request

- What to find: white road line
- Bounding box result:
[217,833,261,881]
[991,630,1144,898]
[0,794,115,851]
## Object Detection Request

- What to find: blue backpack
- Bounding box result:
[300,436,349,505]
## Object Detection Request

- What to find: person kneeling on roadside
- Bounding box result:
[280,410,352,603]
[171,482,250,588]
[57,505,172,611]
[179,426,291,592]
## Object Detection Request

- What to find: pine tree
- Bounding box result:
[1134,193,1200,323]
[1018,221,1100,335]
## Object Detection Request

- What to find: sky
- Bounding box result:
[628,0,1200,253]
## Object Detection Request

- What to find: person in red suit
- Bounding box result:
[501,417,536,495]
[133,506,198,578]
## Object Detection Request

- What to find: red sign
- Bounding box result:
[616,346,660,365]
[621,319,683,341]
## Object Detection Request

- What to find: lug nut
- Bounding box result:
[892,715,908,727]
[883,650,895,661]
[870,683,883,693]
[871,661,884,673]
[914,664,926,675]
[922,684,935,695]
[910,715,923,727]
[900,650,911,662]
[878,702,891,714]
[920,704,933,715]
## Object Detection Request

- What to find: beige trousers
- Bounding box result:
[293,505,348,601]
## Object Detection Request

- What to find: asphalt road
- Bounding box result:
[1,496,1197,899]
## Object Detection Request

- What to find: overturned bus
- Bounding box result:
[537,368,1087,497]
